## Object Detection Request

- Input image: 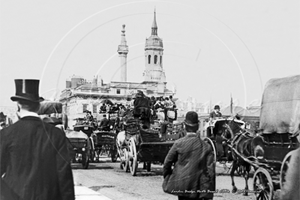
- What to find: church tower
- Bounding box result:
[143,10,166,84]
[117,24,129,82]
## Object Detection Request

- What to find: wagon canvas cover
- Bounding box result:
[259,75,300,134]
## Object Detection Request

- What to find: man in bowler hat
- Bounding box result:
[209,105,222,120]
[163,111,215,200]
[0,79,75,200]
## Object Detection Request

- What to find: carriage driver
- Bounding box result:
[0,79,75,200]
[209,105,222,121]
[133,90,151,129]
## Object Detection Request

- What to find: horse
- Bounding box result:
[229,131,265,196]
[116,112,140,169]
[206,117,245,160]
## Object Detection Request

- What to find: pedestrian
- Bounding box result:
[163,111,215,200]
[0,79,75,200]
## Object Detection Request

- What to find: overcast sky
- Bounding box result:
[1,0,299,108]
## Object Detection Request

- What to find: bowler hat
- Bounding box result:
[214,105,220,110]
[184,111,199,126]
[11,79,41,102]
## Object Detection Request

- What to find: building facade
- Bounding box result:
[59,11,174,124]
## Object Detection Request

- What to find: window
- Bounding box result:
[82,104,88,112]
[160,56,162,64]
[117,89,121,94]
[154,55,158,64]
[148,55,151,64]
[93,104,97,113]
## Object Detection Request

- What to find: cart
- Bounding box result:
[230,75,300,199]
[93,130,118,162]
[116,114,186,176]
[66,130,91,169]
[73,117,99,159]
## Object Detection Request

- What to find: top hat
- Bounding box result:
[184,111,199,126]
[11,79,41,102]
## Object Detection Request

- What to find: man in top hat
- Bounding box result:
[163,111,215,200]
[0,79,74,200]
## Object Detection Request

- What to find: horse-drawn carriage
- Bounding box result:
[92,112,119,162]
[203,117,246,165]
[116,110,184,176]
[228,75,300,199]
[65,117,96,169]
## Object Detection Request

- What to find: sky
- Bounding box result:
[1,0,299,109]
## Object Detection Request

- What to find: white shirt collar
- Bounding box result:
[18,110,39,118]
[186,132,196,136]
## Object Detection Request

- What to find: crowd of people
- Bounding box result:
[80,90,178,132]
[0,79,299,200]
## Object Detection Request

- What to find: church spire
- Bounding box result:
[151,9,158,36]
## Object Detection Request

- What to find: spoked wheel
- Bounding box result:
[280,150,295,189]
[203,137,217,163]
[82,138,91,169]
[253,168,274,200]
[128,137,138,176]
[89,138,95,162]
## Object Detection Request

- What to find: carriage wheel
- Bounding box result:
[89,138,95,162]
[82,139,91,169]
[203,137,217,163]
[280,150,295,189]
[128,137,138,176]
[253,168,274,200]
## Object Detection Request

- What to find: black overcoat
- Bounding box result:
[0,116,75,200]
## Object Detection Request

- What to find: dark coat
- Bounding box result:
[0,116,75,200]
[163,134,215,199]
[133,97,151,109]
[209,111,222,119]
[99,117,109,129]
